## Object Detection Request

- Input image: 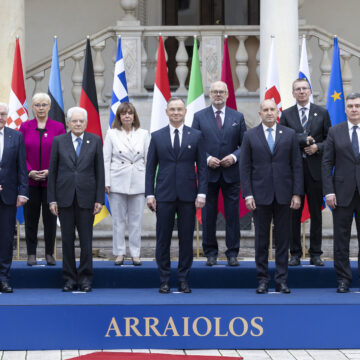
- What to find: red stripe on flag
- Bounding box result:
[155,36,171,101]
[11,38,26,105]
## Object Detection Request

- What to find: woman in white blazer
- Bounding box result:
[103,102,150,266]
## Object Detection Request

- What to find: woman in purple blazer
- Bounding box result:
[19,93,65,266]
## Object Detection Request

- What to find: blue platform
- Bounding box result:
[2,261,360,350]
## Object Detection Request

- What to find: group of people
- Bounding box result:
[0,78,359,294]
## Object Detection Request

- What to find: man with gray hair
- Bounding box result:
[48,106,105,292]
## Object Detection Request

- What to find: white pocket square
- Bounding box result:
[232,123,239,127]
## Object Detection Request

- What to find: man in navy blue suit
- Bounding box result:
[146,97,207,294]
[0,102,28,293]
[240,99,303,294]
[192,81,246,266]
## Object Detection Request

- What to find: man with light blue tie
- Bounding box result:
[240,99,303,294]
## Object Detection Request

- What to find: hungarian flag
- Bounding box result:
[150,36,171,133]
[264,37,282,121]
[80,38,107,225]
[220,36,250,218]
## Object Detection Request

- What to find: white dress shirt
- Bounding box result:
[297,102,311,125]
[71,132,84,150]
[0,127,4,162]
[347,120,360,150]
[169,123,184,147]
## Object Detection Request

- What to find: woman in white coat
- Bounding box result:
[104,102,150,266]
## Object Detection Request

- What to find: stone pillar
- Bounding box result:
[0,0,25,103]
[260,0,298,109]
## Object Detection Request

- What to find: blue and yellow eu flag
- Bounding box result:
[326,37,346,125]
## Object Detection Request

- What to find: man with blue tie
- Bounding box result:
[0,102,28,293]
[323,93,360,293]
[241,99,303,294]
[146,97,207,294]
[192,81,247,266]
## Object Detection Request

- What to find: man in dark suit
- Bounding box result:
[280,78,331,266]
[146,97,207,294]
[241,99,303,294]
[322,93,360,293]
[0,102,28,293]
[48,107,105,292]
[192,81,246,266]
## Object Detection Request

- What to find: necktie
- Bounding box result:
[352,125,359,156]
[267,128,274,153]
[300,107,307,129]
[173,129,180,158]
[216,110,222,130]
[75,137,82,158]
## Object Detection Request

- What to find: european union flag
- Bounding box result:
[326,37,346,125]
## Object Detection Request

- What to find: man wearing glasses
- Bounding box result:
[280,78,331,267]
[192,81,247,267]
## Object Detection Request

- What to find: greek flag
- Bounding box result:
[109,37,129,128]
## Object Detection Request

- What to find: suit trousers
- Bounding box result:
[108,192,145,258]
[253,200,290,284]
[156,199,195,283]
[58,195,94,286]
[23,186,57,256]
[201,176,240,258]
[333,190,360,285]
[0,199,16,281]
[290,159,323,258]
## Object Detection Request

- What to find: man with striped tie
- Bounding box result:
[280,78,331,267]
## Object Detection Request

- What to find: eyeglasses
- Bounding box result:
[294,87,310,92]
[210,90,226,95]
[0,113,8,117]
[34,103,49,108]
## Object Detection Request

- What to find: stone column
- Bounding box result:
[260,0,298,109]
[0,0,25,103]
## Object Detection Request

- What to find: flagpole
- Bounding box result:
[17,221,20,260]
[269,220,273,260]
[196,219,200,259]
[302,222,306,258]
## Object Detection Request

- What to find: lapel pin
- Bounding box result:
[86,140,90,143]
[279,130,282,134]
[314,113,318,116]
[188,145,191,149]
[44,133,48,137]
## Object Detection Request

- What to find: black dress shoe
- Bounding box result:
[256,282,268,294]
[0,281,13,293]
[178,281,192,293]
[46,254,56,266]
[27,255,37,266]
[62,284,77,292]
[206,256,217,266]
[337,280,349,293]
[288,256,300,266]
[227,256,239,267]
[80,284,92,292]
[310,256,324,266]
[275,282,291,294]
[159,282,170,294]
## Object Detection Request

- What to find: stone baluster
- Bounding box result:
[71,51,84,105]
[31,71,45,97]
[255,36,260,92]
[141,36,148,93]
[319,39,332,104]
[235,35,249,95]
[175,36,189,93]
[305,35,313,75]
[92,40,106,108]
[341,50,352,98]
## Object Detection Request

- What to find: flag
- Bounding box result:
[150,36,171,133]
[299,35,314,103]
[80,38,107,225]
[109,37,129,129]
[48,36,65,125]
[264,37,282,121]
[326,36,346,126]
[220,36,250,219]
[7,38,28,224]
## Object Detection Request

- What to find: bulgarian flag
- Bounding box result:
[150,36,171,133]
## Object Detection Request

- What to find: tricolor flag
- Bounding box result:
[80,38,107,225]
[109,37,129,129]
[48,36,65,125]
[7,38,28,224]
[264,37,282,121]
[299,35,314,103]
[221,36,249,219]
[150,36,171,133]
[326,36,346,126]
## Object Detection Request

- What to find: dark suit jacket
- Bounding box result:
[0,127,28,205]
[322,121,360,207]
[240,124,304,205]
[192,106,246,183]
[145,125,207,202]
[280,103,331,181]
[47,131,105,209]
